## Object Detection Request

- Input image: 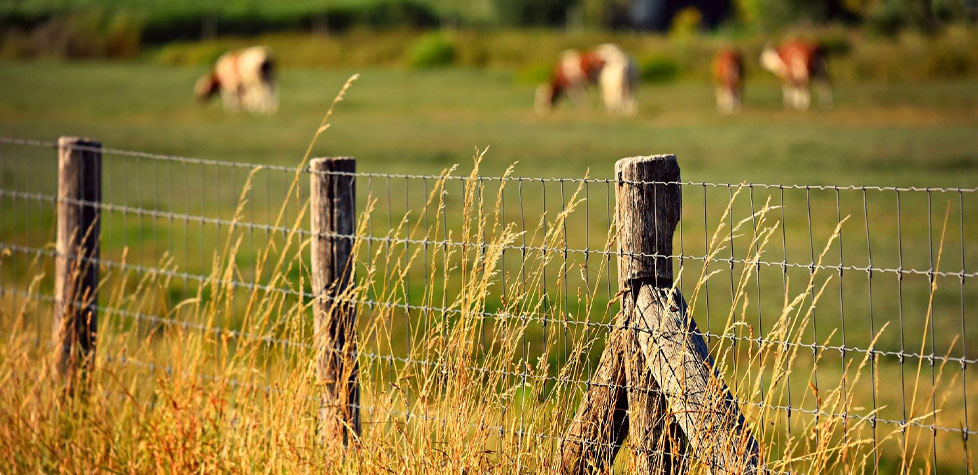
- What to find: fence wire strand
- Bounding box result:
[1,136,975,472]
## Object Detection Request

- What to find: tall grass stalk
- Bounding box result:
[0,80,967,472]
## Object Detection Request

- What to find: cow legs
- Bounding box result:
[781,84,793,109]
[782,83,812,111]
[619,75,637,116]
[796,85,811,111]
[813,56,833,109]
[259,83,278,114]
[716,87,731,114]
[221,88,241,112]
[231,80,278,114]
[600,65,635,116]
[566,84,588,107]
[620,90,637,116]
[716,87,741,114]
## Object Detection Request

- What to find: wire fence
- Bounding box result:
[0,136,975,472]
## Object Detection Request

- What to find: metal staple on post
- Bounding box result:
[310,156,360,447]
[55,136,102,390]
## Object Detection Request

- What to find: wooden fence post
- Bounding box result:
[560,156,683,474]
[310,157,360,447]
[561,155,758,473]
[617,155,759,472]
[616,155,687,473]
[558,325,631,474]
[55,137,101,389]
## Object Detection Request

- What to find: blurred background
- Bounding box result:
[0,0,976,182]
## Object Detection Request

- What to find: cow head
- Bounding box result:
[194,73,220,102]
[535,83,557,114]
[579,52,606,82]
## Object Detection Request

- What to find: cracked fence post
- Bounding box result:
[617,156,687,474]
[55,137,101,391]
[561,155,758,474]
[559,156,682,474]
[617,155,759,473]
[311,157,360,448]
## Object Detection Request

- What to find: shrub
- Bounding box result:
[407,33,456,69]
[818,33,853,57]
[103,12,144,58]
[735,0,832,30]
[493,0,577,27]
[0,1,444,47]
[923,45,972,77]
[0,28,33,59]
[669,7,703,38]
[28,13,112,59]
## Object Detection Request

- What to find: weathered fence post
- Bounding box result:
[310,157,360,447]
[558,325,631,473]
[618,155,758,472]
[559,156,682,474]
[55,137,101,389]
[561,155,758,473]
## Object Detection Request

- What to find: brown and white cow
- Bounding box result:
[535,44,637,116]
[760,41,832,111]
[535,48,604,114]
[195,46,277,114]
[712,48,744,114]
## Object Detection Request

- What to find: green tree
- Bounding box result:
[736,0,834,29]
[868,0,968,34]
[579,0,634,29]
[493,0,579,26]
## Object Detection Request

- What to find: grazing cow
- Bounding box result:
[594,43,638,116]
[535,49,605,114]
[195,46,277,114]
[535,44,637,116]
[712,48,744,114]
[760,41,832,111]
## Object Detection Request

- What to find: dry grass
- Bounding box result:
[0,77,970,473]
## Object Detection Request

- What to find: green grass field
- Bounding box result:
[1,60,977,184]
[1,59,978,472]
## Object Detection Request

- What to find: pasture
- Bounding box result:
[1,59,978,472]
[1,60,977,184]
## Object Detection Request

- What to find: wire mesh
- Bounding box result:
[1,136,975,472]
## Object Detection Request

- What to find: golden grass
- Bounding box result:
[0,76,971,473]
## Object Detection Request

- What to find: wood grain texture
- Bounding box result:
[622,288,687,473]
[615,155,681,287]
[631,286,759,472]
[560,155,681,474]
[616,155,758,472]
[563,155,757,472]
[558,318,630,474]
[615,156,688,472]
[310,157,360,446]
[55,137,101,386]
